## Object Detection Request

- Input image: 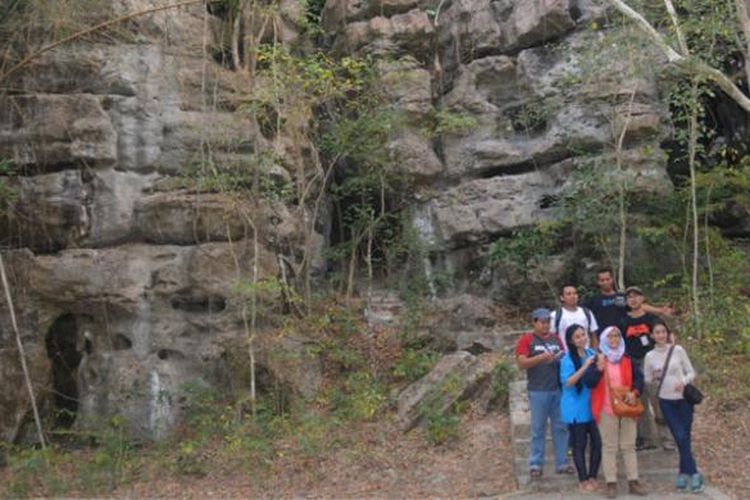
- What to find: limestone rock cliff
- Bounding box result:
[0,0,674,442]
[0,1,322,442]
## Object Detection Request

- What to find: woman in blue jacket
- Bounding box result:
[560,323,602,492]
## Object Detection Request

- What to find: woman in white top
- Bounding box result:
[643,321,703,493]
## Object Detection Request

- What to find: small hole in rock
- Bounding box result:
[171,294,227,313]
[113,334,132,350]
[157,349,186,361]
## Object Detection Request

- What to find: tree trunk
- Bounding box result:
[688,82,701,332]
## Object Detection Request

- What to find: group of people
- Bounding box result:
[515,268,702,497]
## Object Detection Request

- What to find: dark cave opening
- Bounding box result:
[45,314,82,429]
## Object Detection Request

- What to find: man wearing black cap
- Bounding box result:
[516,308,573,477]
[621,286,672,451]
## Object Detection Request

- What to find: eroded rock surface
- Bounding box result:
[0,2,322,443]
[0,0,678,442]
[321,0,672,301]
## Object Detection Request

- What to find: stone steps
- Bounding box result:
[364,290,404,328]
[508,380,729,499]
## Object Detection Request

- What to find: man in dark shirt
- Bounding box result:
[586,268,628,338]
[621,287,658,361]
[516,308,572,476]
[586,267,674,348]
[621,286,671,451]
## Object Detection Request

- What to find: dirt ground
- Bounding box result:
[692,400,750,500]
[115,399,747,499]
[117,410,517,498]
[1,390,746,498]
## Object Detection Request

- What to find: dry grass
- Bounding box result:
[116,410,516,498]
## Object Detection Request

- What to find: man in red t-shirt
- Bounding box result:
[516,308,573,477]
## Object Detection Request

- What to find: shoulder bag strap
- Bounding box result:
[656,345,676,398]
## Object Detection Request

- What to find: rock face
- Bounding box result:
[0,2,323,442]
[322,0,673,301]
[0,0,678,442]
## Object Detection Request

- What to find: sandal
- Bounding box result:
[529,468,542,478]
[556,464,575,474]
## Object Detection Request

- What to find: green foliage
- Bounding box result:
[419,374,467,446]
[424,409,461,446]
[249,48,374,119]
[507,99,559,134]
[298,0,326,36]
[330,371,386,421]
[420,109,478,138]
[183,151,297,204]
[695,155,750,218]
[657,0,740,71]
[392,346,440,382]
[489,224,561,275]
[559,161,631,235]
[5,416,133,496]
[490,358,517,408]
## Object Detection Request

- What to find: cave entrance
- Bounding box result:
[45,314,82,429]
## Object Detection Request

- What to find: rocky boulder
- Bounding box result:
[397,350,499,431]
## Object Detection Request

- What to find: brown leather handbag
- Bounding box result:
[605,362,645,419]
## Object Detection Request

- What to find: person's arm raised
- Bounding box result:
[642,302,674,317]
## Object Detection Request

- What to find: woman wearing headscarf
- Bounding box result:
[585,326,647,498]
[559,324,602,492]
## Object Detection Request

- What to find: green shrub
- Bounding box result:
[392,347,440,382]
[330,371,385,421]
[490,358,517,409]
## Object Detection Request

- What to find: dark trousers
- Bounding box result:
[569,421,602,482]
[659,398,697,475]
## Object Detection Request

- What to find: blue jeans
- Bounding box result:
[528,390,569,469]
[659,398,697,475]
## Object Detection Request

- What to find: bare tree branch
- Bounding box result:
[607,0,682,62]
[663,0,688,54]
[607,0,750,114]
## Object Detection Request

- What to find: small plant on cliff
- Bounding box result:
[489,223,561,275]
[420,108,479,138]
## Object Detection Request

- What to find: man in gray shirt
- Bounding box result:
[516,308,573,477]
